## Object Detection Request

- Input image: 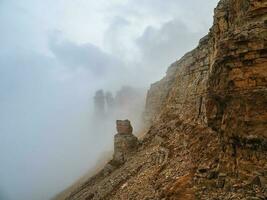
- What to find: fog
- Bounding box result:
[0,0,219,199]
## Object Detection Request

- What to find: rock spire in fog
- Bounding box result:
[93,89,105,119]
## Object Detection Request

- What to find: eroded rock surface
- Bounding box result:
[113,120,138,164]
[61,0,267,199]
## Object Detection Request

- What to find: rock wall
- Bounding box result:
[207,0,267,138]
[144,0,267,140]
[144,30,215,126]
[145,0,267,131]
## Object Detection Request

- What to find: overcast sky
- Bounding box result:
[0,0,219,199]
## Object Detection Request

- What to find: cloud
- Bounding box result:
[136,19,200,71]
[102,0,219,82]
[49,34,122,76]
[0,50,110,200]
[0,188,10,200]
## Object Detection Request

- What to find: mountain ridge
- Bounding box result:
[59,0,267,199]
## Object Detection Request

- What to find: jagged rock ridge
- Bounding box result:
[61,0,267,199]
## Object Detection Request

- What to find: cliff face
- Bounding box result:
[63,0,267,199]
[145,0,267,134]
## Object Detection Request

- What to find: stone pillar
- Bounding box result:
[105,91,115,114]
[94,90,105,119]
[113,120,138,164]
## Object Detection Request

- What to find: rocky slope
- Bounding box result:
[62,0,267,199]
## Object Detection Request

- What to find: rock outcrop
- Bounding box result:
[61,0,267,199]
[113,120,139,165]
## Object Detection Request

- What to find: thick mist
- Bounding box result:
[0,0,219,199]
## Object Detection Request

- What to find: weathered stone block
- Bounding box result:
[113,120,138,164]
[116,120,133,134]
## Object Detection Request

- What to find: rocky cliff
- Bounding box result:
[62,0,267,199]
